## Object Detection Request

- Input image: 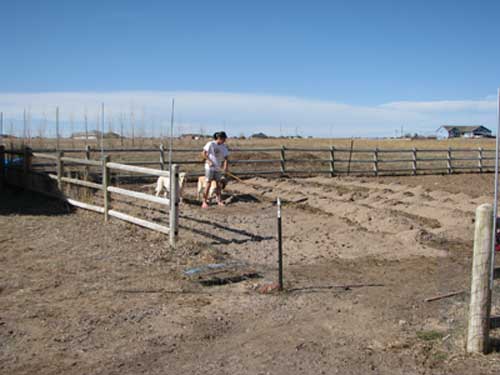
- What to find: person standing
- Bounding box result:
[202,131,229,208]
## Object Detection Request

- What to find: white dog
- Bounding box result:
[197,176,227,200]
[155,172,187,201]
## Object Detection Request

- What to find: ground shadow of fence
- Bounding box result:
[0,186,73,216]
[180,213,274,245]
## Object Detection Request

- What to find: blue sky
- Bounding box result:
[1,0,499,137]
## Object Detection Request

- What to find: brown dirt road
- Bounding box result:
[2,173,500,374]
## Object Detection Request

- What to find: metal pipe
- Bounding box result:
[101,103,105,158]
[169,98,174,174]
[277,197,283,291]
[491,88,500,289]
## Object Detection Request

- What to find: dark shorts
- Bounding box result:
[205,169,222,182]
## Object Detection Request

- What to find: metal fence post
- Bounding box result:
[478,147,483,173]
[329,146,335,177]
[447,147,452,174]
[159,143,165,170]
[373,147,379,176]
[169,164,179,247]
[467,203,493,354]
[412,148,417,176]
[280,146,286,176]
[102,155,110,222]
[56,151,64,191]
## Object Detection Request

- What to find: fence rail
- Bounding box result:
[1,146,180,246]
[10,144,498,178]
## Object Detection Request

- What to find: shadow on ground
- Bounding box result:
[0,186,72,216]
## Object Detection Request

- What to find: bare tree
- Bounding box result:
[27,109,32,146]
[70,112,75,148]
[130,108,135,147]
[150,116,155,146]
[37,112,48,148]
[139,107,145,146]
[107,111,114,148]
[119,112,124,146]
[84,109,89,145]
[22,109,26,147]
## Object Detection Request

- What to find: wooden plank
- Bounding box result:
[378,159,414,163]
[32,152,58,160]
[107,186,170,205]
[106,162,172,177]
[67,198,105,213]
[230,159,280,164]
[61,156,102,166]
[108,209,170,234]
[61,176,102,190]
[56,151,63,190]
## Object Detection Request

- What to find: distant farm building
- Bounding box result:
[180,133,208,140]
[71,131,121,140]
[439,125,492,139]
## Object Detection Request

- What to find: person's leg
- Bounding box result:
[202,169,213,208]
[214,172,224,206]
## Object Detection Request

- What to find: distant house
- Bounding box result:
[71,131,99,140]
[180,133,207,140]
[71,131,121,140]
[439,125,492,139]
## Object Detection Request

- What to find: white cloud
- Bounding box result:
[0,91,497,137]
[380,99,496,113]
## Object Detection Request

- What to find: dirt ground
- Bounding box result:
[2,173,500,374]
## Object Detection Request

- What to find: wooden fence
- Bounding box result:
[24,144,498,177]
[0,145,180,246]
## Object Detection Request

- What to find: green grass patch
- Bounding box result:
[416,330,444,341]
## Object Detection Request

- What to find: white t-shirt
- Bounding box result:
[203,140,229,171]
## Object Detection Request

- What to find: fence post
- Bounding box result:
[56,151,64,191]
[23,147,32,189]
[159,143,165,170]
[447,147,453,174]
[412,148,417,176]
[467,203,493,354]
[84,145,91,181]
[478,147,483,173]
[0,145,5,189]
[280,146,286,176]
[169,164,179,247]
[373,147,379,176]
[102,155,110,222]
[329,146,335,177]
